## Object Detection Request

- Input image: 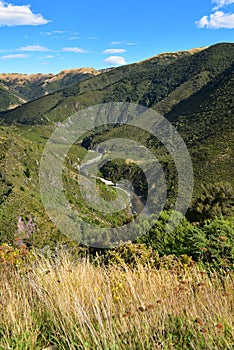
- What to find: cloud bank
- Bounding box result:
[196,11,234,28]
[0,1,50,26]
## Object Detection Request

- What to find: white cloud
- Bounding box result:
[196,10,234,28]
[41,30,79,39]
[0,53,28,60]
[62,47,88,53]
[111,41,126,45]
[103,56,126,66]
[68,36,80,41]
[41,31,53,36]
[53,30,66,34]
[111,40,136,46]
[0,1,49,26]
[38,55,54,59]
[18,45,49,52]
[196,0,234,28]
[103,49,126,54]
[212,0,234,10]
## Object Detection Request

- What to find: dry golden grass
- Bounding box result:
[0,253,233,349]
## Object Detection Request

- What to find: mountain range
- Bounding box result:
[0,42,233,247]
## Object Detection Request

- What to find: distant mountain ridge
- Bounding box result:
[0,42,233,125]
[0,67,100,110]
[138,46,207,64]
[0,46,209,113]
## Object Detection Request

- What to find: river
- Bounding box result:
[79,149,144,215]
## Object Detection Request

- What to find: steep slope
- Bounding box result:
[167,62,234,189]
[0,85,25,111]
[0,42,233,247]
[86,62,234,194]
[0,43,233,125]
[0,125,132,246]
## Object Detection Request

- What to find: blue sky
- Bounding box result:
[0,0,233,74]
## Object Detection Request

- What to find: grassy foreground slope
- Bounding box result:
[1,252,234,350]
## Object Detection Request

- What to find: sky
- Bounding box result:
[0,0,233,74]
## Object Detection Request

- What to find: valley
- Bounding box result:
[0,41,233,350]
[0,42,233,249]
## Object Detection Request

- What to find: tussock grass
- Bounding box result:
[0,253,233,349]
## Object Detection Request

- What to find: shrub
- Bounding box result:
[137,211,234,269]
[137,211,192,256]
[187,182,234,223]
[100,242,160,268]
[0,243,29,268]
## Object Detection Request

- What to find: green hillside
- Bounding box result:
[0,84,24,111]
[83,60,234,197]
[0,43,233,125]
[0,42,233,248]
[0,124,133,247]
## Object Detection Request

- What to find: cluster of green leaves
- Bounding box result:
[137,211,234,268]
[97,242,196,271]
[98,242,159,267]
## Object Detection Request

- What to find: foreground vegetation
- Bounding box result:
[1,248,234,350]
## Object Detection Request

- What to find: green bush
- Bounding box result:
[137,211,192,256]
[199,217,234,267]
[137,211,234,268]
[187,182,234,223]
